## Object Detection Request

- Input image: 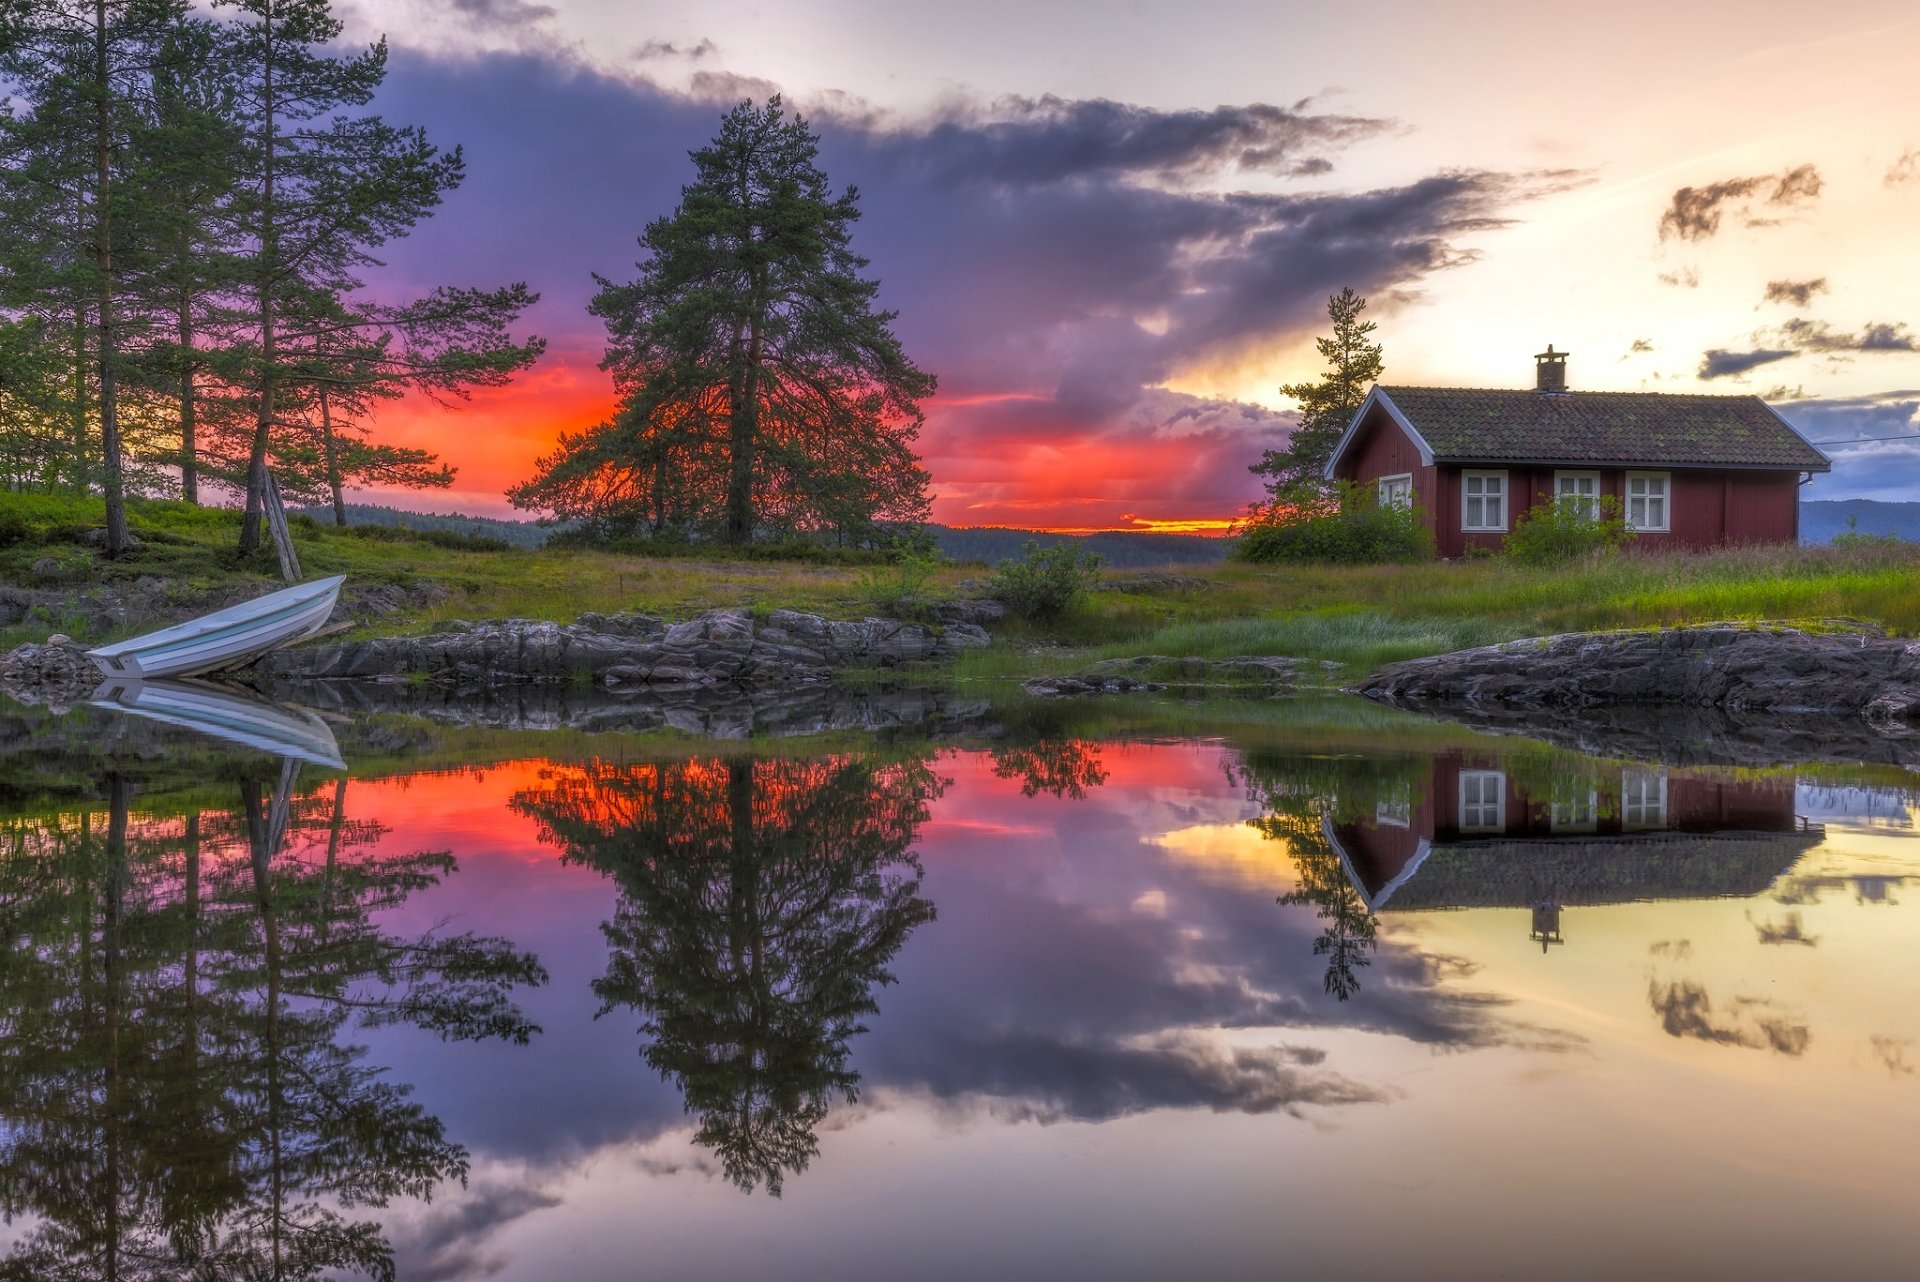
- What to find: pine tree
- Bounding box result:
[512,97,934,547]
[0,0,188,551]
[1252,287,1384,499]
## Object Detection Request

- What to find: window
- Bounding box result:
[1377,473,1413,509]
[1554,470,1601,521]
[1626,472,1670,532]
[1376,782,1413,828]
[1459,771,1507,833]
[1461,471,1507,532]
[1621,770,1668,829]
[1551,790,1599,834]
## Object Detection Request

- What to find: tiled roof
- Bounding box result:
[1374,386,1830,471]
[1379,831,1817,911]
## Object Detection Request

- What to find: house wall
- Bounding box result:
[1332,406,1438,539]
[1427,754,1796,841]
[1423,465,1803,557]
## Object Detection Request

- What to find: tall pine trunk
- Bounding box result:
[93,0,128,556]
[240,13,276,555]
[178,279,197,502]
[320,383,346,526]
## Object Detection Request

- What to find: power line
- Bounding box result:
[1807,432,1920,446]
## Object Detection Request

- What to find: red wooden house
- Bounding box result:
[1323,348,1831,557]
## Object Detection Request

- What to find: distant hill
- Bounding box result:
[309,505,1235,565]
[1800,500,1920,544]
[928,526,1230,567]
[295,504,563,548]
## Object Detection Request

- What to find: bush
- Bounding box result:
[1503,496,1632,565]
[852,550,943,618]
[990,541,1103,619]
[1231,482,1433,564]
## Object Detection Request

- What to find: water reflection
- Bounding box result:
[512,754,942,1195]
[0,760,545,1278]
[1320,751,1820,949]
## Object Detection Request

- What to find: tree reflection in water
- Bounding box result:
[515,754,942,1196]
[0,762,546,1280]
[1237,753,1419,1002]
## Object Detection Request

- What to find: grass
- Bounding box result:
[8,492,1920,673]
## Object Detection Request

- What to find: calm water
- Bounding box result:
[4,692,1920,1280]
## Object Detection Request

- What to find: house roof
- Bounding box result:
[1348,829,1819,912]
[1329,386,1831,474]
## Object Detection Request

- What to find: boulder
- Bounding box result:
[1357,625,1920,728]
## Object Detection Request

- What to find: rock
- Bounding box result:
[0,641,101,706]
[1357,625,1920,726]
[80,528,142,550]
[264,605,999,690]
[31,555,85,584]
[1022,674,1165,699]
[927,599,1007,627]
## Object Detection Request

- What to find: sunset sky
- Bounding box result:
[335,0,1920,530]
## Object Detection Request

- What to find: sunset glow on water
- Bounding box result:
[7,704,1920,1279]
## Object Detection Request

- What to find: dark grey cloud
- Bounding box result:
[1698,347,1795,379]
[390,1179,562,1282]
[1871,1035,1915,1076]
[1786,393,1920,501]
[1751,911,1818,946]
[1649,981,1810,1055]
[1763,278,1828,308]
[1623,337,1654,358]
[633,38,716,62]
[1658,266,1699,288]
[888,1033,1387,1122]
[1658,163,1821,241]
[891,94,1393,187]
[446,0,555,29]
[1888,148,1919,187]
[1778,317,1919,354]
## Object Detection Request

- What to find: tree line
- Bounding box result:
[0,0,544,562]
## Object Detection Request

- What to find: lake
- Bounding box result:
[2,689,1918,1280]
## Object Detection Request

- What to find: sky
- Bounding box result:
[328,0,1920,529]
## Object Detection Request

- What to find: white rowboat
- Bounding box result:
[90,677,347,770]
[87,575,345,680]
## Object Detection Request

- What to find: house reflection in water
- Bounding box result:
[1327,753,1823,948]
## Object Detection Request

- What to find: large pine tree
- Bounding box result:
[512,98,934,547]
[1252,287,1384,499]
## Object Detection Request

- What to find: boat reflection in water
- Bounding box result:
[89,677,347,771]
[1325,751,1824,950]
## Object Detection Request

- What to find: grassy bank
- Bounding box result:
[6,493,1920,672]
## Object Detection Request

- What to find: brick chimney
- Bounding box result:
[1535,345,1568,393]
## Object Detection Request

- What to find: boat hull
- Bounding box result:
[89,677,347,770]
[87,575,345,679]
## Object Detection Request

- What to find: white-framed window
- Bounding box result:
[1461,471,1508,532]
[1459,771,1507,833]
[1551,790,1599,834]
[1626,472,1670,532]
[1621,770,1668,830]
[1376,782,1413,828]
[1553,470,1601,521]
[1377,473,1413,509]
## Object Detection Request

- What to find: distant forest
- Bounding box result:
[303,499,1916,560]
[307,505,1235,564]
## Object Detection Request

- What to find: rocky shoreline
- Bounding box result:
[1,602,1006,705]
[1356,624,1920,729]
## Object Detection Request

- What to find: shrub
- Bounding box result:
[1231,482,1433,564]
[990,541,1103,619]
[852,550,943,618]
[1831,514,1905,551]
[1503,496,1632,565]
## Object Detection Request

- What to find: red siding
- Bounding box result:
[1331,404,1438,543]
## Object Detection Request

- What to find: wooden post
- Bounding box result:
[262,468,302,583]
